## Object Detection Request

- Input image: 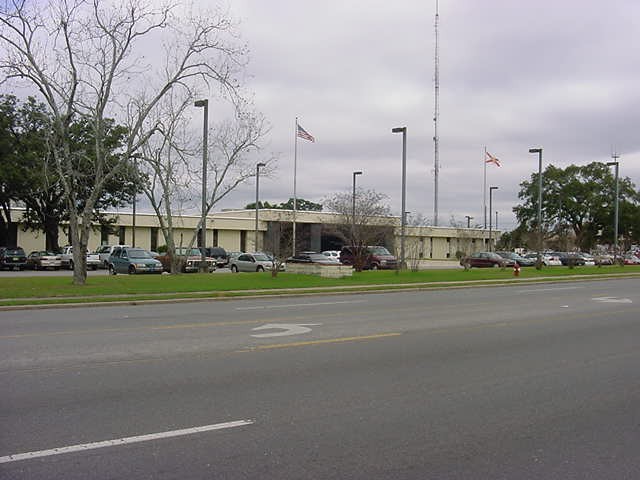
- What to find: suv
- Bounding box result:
[202,247,228,268]
[0,246,27,270]
[339,245,398,270]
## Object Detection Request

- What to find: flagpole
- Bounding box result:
[483,146,487,229]
[292,117,298,256]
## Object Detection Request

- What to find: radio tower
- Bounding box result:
[433,0,440,226]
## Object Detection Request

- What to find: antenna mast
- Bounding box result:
[433,0,440,226]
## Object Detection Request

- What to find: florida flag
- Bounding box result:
[485,151,501,167]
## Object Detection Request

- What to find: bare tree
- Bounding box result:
[324,188,392,271]
[138,94,273,273]
[0,0,246,284]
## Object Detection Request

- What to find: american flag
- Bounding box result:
[485,151,501,167]
[297,124,315,142]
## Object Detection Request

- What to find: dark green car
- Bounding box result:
[108,247,163,275]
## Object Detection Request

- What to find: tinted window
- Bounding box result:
[369,247,391,255]
[253,254,269,261]
[5,248,25,255]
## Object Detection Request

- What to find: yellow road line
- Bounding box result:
[237,332,403,352]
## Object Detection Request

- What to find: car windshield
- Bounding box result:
[40,251,56,256]
[5,249,25,255]
[175,248,202,256]
[128,249,152,259]
[253,254,270,261]
[369,247,391,255]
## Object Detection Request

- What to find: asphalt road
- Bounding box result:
[2,278,640,479]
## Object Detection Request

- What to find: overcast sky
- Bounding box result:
[206,0,639,230]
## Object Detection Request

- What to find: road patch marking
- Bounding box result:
[0,420,254,464]
[251,323,321,338]
[592,296,632,303]
[239,332,402,351]
[517,286,582,293]
[236,300,365,310]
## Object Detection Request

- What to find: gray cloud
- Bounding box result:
[209,0,640,231]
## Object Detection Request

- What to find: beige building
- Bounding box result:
[7,208,499,260]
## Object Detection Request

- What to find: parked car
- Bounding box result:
[321,250,341,263]
[495,251,535,267]
[229,252,274,272]
[339,245,398,270]
[578,252,596,266]
[96,244,131,268]
[0,246,27,270]
[523,252,562,266]
[288,252,337,264]
[157,248,216,273]
[59,245,101,270]
[26,251,62,270]
[108,247,163,274]
[593,254,614,265]
[460,251,516,268]
[623,254,640,265]
[554,252,586,266]
[201,246,229,268]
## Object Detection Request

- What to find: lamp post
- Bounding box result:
[194,99,209,271]
[529,148,543,268]
[465,215,473,228]
[489,186,498,251]
[392,126,407,269]
[352,171,362,243]
[607,155,620,262]
[254,162,266,252]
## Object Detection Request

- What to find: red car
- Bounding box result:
[623,255,640,265]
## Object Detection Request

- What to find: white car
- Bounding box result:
[321,250,341,263]
[524,252,562,266]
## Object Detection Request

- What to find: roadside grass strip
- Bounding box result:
[1,267,639,307]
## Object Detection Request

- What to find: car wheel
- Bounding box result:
[256,265,264,272]
[231,265,238,273]
[128,265,136,275]
[91,265,98,271]
[493,263,499,268]
[371,264,379,271]
[69,260,74,270]
[109,265,117,275]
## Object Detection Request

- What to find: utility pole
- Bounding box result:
[433,0,440,226]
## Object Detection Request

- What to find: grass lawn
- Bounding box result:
[0,265,638,306]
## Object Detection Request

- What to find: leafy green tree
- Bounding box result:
[514,162,640,250]
[0,96,138,251]
[245,198,322,211]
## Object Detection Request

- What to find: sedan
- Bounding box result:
[26,251,62,270]
[288,252,339,265]
[460,252,516,268]
[495,251,535,267]
[108,247,163,274]
[230,253,274,272]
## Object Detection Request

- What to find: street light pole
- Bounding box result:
[489,186,498,251]
[465,215,473,228]
[194,99,209,272]
[607,156,620,262]
[529,148,543,268]
[352,171,362,243]
[392,126,407,269]
[255,162,266,252]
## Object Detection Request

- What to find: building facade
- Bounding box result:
[6,208,499,260]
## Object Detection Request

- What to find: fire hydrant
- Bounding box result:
[513,262,521,277]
